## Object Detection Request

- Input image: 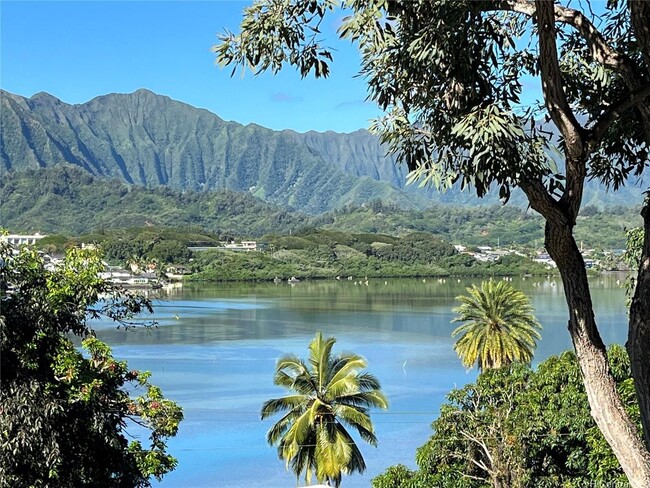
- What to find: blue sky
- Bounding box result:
[1,1,382,133]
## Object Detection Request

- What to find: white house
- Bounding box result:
[2,233,46,246]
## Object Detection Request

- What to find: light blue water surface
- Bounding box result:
[93,276,629,488]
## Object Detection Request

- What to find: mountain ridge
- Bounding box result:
[0,89,644,212]
[1,89,431,212]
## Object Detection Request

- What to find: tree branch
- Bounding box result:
[484,0,650,144]
[535,0,587,221]
[486,1,627,69]
[588,84,650,150]
[520,177,568,225]
[629,0,650,68]
[460,430,496,472]
[534,0,584,153]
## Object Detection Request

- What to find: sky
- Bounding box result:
[1,1,382,133]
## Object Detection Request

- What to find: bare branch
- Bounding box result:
[460,471,490,482]
[519,177,568,225]
[460,430,496,471]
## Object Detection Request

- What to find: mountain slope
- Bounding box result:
[2,165,638,250]
[1,89,645,211]
[0,165,311,235]
[0,89,427,213]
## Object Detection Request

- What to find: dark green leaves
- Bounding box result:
[374,346,636,487]
[214,0,337,79]
[0,242,182,487]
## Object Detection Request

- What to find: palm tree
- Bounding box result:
[261,332,388,487]
[452,279,542,371]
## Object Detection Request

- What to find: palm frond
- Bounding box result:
[452,279,542,370]
[326,355,367,392]
[261,395,308,419]
[267,409,301,445]
[308,331,336,393]
[263,331,386,485]
[338,390,388,410]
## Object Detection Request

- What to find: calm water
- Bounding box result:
[93,275,629,488]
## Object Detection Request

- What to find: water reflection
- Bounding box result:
[94,274,629,487]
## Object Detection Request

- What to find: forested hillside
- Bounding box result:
[0,165,308,236]
[1,89,644,212]
[0,89,425,212]
[1,165,639,249]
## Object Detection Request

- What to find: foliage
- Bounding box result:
[452,279,542,371]
[188,230,552,282]
[261,332,388,487]
[215,1,650,479]
[320,203,640,250]
[36,233,76,254]
[2,165,640,251]
[98,233,195,267]
[623,227,644,302]
[373,346,637,488]
[0,243,182,487]
[375,232,457,263]
[149,239,193,264]
[1,165,309,236]
[624,228,645,269]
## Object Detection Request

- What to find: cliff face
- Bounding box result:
[1,89,643,212]
[1,89,429,213]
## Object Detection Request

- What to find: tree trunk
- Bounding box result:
[545,219,650,487]
[628,202,650,450]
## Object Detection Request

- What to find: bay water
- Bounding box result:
[93,275,629,487]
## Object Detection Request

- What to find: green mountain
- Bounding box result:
[0,89,644,211]
[0,89,427,213]
[1,165,638,249]
[0,165,309,236]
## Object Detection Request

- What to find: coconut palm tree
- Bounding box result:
[261,332,388,487]
[452,279,542,371]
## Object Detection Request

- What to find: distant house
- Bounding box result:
[2,233,46,247]
[471,245,504,262]
[222,240,258,251]
[166,265,191,275]
[533,252,557,268]
[473,252,500,262]
[189,240,258,253]
[165,265,191,281]
[99,265,161,288]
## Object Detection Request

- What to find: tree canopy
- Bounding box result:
[215,1,650,484]
[372,345,639,488]
[0,241,183,486]
[452,279,542,370]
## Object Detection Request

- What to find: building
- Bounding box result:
[223,240,258,251]
[2,233,46,246]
